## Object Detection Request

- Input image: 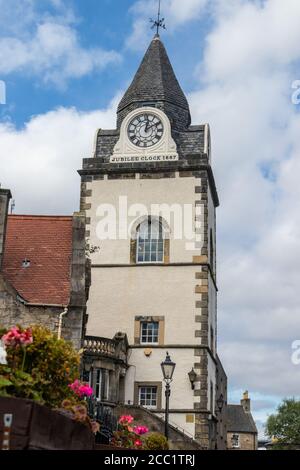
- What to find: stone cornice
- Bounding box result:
[78,155,219,207]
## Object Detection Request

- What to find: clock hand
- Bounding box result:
[147,123,158,131]
[145,119,153,132]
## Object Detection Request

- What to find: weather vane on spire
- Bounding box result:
[150,0,166,36]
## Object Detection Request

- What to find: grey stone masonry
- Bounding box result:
[93,126,206,162]
[79,154,219,208]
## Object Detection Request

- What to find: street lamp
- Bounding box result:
[188,368,197,390]
[161,352,176,440]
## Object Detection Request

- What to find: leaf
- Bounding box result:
[0,376,13,388]
[15,370,33,381]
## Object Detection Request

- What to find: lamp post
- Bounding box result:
[161,352,176,440]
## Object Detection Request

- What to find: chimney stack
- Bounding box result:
[0,188,12,270]
[241,390,251,413]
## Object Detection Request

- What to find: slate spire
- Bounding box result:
[117,35,191,131]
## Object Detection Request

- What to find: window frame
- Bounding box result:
[140,321,159,345]
[136,218,164,264]
[138,385,158,409]
[90,368,110,402]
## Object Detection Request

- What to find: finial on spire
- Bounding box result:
[150,0,166,36]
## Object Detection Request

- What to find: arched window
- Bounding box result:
[136,218,164,263]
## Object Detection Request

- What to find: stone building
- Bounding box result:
[79,34,226,449]
[0,187,89,350]
[215,356,228,450]
[227,392,258,450]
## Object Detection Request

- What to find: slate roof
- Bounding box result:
[117,35,190,118]
[2,215,73,306]
[94,125,206,161]
[227,405,257,434]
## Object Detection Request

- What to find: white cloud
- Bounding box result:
[187,0,300,411]
[202,0,300,82]
[1,0,300,429]
[0,97,119,214]
[0,0,121,87]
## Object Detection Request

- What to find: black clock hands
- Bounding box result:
[144,121,157,133]
[128,113,163,147]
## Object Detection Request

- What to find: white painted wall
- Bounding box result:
[85,171,218,437]
[87,265,198,344]
[86,175,201,265]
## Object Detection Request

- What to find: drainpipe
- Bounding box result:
[57,308,68,340]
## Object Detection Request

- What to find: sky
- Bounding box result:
[1,0,300,438]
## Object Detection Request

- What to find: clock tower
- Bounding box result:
[79,34,224,449]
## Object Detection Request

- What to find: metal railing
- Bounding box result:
[86,397,118,444]
[155,412,195,441]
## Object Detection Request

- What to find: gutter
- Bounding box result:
[57,308,68,340]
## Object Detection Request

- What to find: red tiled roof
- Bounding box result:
[2,215,73,306]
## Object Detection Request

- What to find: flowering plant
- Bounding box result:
[133,425,149,436]
[2,326,33,348]
[0,325,100,436]
[119,415,134,425]
[68,379,93,398]
[111,415,149,449]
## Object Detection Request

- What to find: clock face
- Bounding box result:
[127,113,164,148]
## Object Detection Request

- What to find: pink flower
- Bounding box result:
[79,385,93,397]
[119,415,134,425]
[134,439,143,448]
[2,327,33,348]
[134,425,149,435]
[69,380,93,398]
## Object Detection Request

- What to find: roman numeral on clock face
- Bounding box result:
[127,113,164,148]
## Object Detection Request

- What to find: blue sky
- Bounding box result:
[1,0,209,128]
[1,0,300,438]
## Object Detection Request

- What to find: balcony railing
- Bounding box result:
[84,336,117,358]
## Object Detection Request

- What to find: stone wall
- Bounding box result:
[115,405,202,451]
[0,209,89,351]
[0,274,84,349]
[227,432,257,451]
[216,355,228,450]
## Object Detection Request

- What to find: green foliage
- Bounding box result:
[0,325,80,407]
[0,366,43,401]
[266,398,300,449]
[144,432,169,450]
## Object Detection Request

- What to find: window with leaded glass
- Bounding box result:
[140,321,159,344]
[139,386,157,408]
[136,219,164,263]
